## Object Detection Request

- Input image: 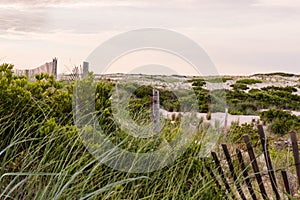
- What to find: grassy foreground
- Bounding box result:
[0,64,222,199]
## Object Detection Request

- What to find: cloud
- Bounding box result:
[0,0,164,33]
[1,0,299,34]
[0,0,138,8]
[254,0,300,7]
[0,0,95,33]
[0,0,80,6]
[1,0,300,75]
[0,7,46,32]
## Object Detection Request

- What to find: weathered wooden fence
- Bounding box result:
[206,125,300,199]
[14,58,58,80]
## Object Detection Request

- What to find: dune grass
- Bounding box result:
[0,64,224,199]
[0,113,223,199]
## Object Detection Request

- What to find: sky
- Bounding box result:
[0,0,300,75]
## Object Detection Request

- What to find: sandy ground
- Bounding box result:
[160,109,260,127]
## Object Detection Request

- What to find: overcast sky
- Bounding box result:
[0,0,299,75]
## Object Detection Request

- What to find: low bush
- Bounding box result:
[230,83,249,91]
[227,122,260,145]
[236,78,262,85]
[259,109,300,135]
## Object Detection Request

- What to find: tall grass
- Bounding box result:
[0,118,222,199]
[0,92,223,199]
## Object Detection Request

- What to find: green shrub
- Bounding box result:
[225,85,300,115]
[253,72,295,77]
[206,77,233,83]
[259,109,300,135]
[227,122,259,144]
[189,78,206,87]
[231,83,249,91]
[261,86,297,93]
[236,78,262,85]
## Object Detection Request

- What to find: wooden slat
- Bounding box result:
[199,162,219,196]
[258,125,280,199]
[203,159,222,191]
[244,134,268,199]
[290,131,300,186]
[281,170,292,195]
[204,160,228,199]
[222,144,247,200]
[236,148,258,200]
[211,151,235,199]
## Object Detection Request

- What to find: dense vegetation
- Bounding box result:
[230,83,249,91]
[189,78,300,115]
[253,72,295,77]
[226,87,300,115]
[206,77,233,83]
[0,64,221,199]
[1,63,299,199]
[236,78,262,85]
[259,109,300,135]
[227,122,260,144]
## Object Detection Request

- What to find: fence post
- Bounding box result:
[152,89,160,133]
[201,158,223,196]
[211,152,235,199]
[236,148,258,200]
[244,134,268,199]
[290,131,300,186]
[222,144,247,200]
[53,58,58,80]
[281,170,292,195]
[258,125,280,199]
[204,162,222,191]
[82,61,89,78]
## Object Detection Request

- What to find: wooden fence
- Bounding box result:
[206,125,300,199]
[14,58,57,80]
